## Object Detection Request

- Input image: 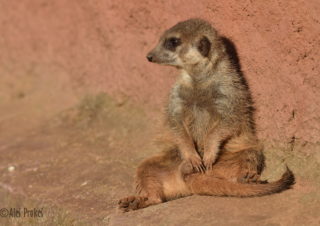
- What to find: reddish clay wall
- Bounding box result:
[1,0,319,143]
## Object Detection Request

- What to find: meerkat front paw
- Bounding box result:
[179,160,195,176]
[203,152,218,171]
[184,152,205,173]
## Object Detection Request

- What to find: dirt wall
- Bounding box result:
[1,0,319,143]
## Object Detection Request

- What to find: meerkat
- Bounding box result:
[118,18,294,212]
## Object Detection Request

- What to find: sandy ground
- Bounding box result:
[0,74,319,225]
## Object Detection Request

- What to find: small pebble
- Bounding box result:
[81,181,88,186]
[8,166,15,172]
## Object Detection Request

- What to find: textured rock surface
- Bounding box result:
[1,0,319,143]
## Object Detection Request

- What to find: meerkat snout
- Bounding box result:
[146,35,183,66]
[146,54,153,62]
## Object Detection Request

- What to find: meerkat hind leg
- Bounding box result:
[118,174,164,212]
[118,195,162,212]
[118,150,183,212]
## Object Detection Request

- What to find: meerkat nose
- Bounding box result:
[146,54,153,62]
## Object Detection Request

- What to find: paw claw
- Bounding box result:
[185,153,203,173]
[203,153,217,171]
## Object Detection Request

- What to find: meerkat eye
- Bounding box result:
[164,37,181,51]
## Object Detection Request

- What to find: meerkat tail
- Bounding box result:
[186,167,295,197]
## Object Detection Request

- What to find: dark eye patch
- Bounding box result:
[164,37,181,51]
[197,36,211,57]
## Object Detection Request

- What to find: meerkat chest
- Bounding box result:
[188,104,211,145]
[168,86,216,150]
[178,83,217,147]
[168,74,217,134]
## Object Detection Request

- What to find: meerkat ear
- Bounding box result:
[197,36,211,57]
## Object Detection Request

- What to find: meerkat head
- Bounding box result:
[146,19,225,75]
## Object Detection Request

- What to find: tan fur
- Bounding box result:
[118,19,294,212]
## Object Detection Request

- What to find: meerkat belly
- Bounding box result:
[189,105,211,150]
